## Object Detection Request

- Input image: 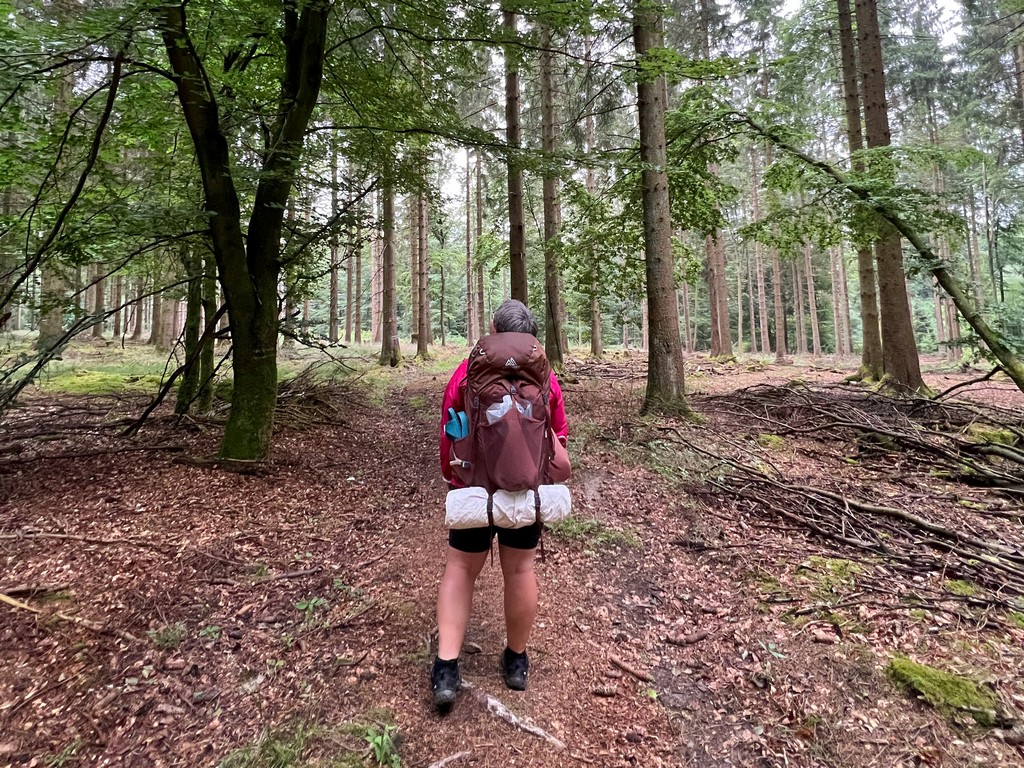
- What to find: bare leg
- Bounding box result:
[498,544,538,653]
[436,546,488,660]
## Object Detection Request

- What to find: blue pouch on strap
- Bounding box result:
[444,408,470,440]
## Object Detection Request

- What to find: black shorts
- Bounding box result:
[448,522,541,553]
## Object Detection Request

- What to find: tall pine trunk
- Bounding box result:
[634,4,687,415]
[379,183,401,366]
[856,0,923,391]
[540,25,565,368]
[804,244,821,356]
[465,148,475,345]
[504,8,527,302]
[837,0,883,378]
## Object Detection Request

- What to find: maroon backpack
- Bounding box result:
[450,332,554,493]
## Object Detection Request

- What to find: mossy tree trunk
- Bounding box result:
[159,0,329,460]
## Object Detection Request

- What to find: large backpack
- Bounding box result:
[450,332,554,493]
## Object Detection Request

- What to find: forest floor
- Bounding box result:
[2,345,1024,768]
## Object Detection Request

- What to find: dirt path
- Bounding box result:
[2,358,1022,767]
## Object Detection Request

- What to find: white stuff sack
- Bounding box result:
[445,485,572,529]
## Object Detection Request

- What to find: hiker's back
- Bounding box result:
[453,332,551,493]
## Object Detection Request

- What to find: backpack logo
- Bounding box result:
[505,357,519,368]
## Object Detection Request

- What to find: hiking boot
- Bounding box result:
[431,657,460,707]
[501,647,529,691]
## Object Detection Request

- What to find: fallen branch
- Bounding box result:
[609,655,654,683]
[466,683,566,750]
[0,531,172,555]
[666,629,709,646]
[0,584,70,598]
[1,591,108,635]
[933,367,1003,401]
[427,751,472,768]
[260,567,322,583]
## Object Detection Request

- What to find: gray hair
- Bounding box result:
[492,299,538,336]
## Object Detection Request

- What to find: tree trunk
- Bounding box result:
[804,244,821,357]
[793,260,806,355]
[176,244,204,414]
[838,245,853,354]
[330,143,341,344]
[746,256,757,353]
[982,164,998,305]
[684,284,692,354]
[465,148,475,345]
[354,214,363,344]
[634,5,688,415]
[379,183,401,366]
[198,248,217,411]
[417,191,430,357]
[439,263,446,346]
[475,152,486,337]
[409,194,420,348]
[771,247,787,361]
[540,25,565,368]
[159,0,329,459]
[504,8,527,303]
[737,259,745,353]
[838,0,882,378]
[129,278,145,341]
[90,264,105,339]
[828,246,842,354]
[748,148,769,356]
[111,275,122,338]
[856,0,924,391]
[147,286,164,347]
[371,190,382,344]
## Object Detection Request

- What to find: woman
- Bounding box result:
[432,299,568,707]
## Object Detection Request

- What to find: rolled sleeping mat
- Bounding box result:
[445,485,572,529]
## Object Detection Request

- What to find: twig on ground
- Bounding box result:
[260,567,322,583]
[464,682,567,750]
[1,591,134,640]
[426,751,472,768]
[609,655,654,682]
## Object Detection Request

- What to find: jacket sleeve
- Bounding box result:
[548,371,568,443]
[440,359,470,483]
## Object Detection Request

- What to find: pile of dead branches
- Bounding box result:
[661,384,1024,613]
[698,384,1024,496]
[272,362,361,430]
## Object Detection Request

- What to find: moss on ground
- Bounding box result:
[964,424,1018,446]
[756,433,785,450]
[886,657,998,727]
[944,579,979,597]
[548,518,641,549]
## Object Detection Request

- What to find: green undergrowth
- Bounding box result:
[886,657,999,727]
[549,517,641,549]
[796,557,862,601]
[219,711,402,768]
[964,424,1018,446]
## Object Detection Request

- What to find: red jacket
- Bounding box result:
[440,357,568,486]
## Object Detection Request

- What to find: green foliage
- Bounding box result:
[886,657,999,727]
[364,725,401,768]
[43,740,81,768]
[295,596,328,624]
[219,723,320,768]
[548,518,641,548]
[796,557,861,601]
[148,622,187,650]
[944,579,979,597]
